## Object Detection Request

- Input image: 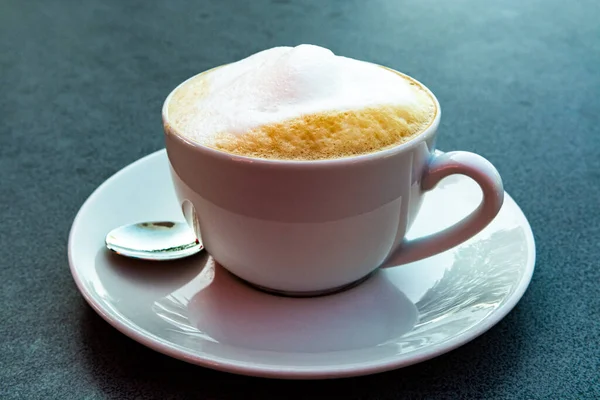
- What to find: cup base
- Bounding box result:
[235,272,376,298]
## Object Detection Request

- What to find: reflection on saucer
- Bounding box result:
[155,261,417,353]
[394,227,527,351]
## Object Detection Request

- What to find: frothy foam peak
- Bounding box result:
[167,44,435,160]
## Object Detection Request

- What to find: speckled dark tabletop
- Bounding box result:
[1,0,599,399]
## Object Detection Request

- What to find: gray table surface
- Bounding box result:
[1,0,599,399]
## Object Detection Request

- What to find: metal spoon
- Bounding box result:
[105,221,203,261]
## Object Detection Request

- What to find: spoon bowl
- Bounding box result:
[105,221,203,261]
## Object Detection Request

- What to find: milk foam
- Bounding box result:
[167,44,435,160]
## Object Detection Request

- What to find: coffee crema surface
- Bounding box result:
[166,45,436,160]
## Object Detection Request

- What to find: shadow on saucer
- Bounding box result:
[184,263,417,353]
[94,248,209,304]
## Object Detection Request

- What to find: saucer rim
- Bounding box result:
[68,149,536,380]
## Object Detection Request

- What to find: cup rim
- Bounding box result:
[162,64,441,167]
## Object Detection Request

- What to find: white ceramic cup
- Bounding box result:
[163,68,504,296]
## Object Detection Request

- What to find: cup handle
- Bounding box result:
[380,151,504,268]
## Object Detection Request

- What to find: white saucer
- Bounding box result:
[68,149,535,379]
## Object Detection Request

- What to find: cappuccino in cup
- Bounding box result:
[163,45,503,296]
[165,45,436,161]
